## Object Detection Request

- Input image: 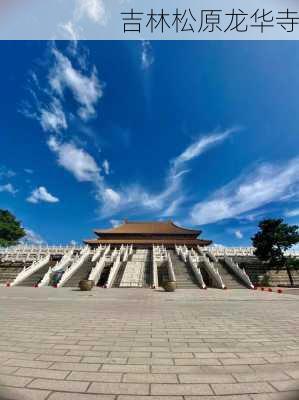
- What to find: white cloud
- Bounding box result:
[48,136,101,183]
[141,41,154,70]
[285,208,299,217]
[171,129,236,174]
[0,167,15,179]
[102,159,110,175]
[75,0,107,25]
[21,229,46,246]
[27,186,59,204]
[234,230,243,239]
[99,130,234,218]
[59,21,80,41]
[0,183,17,195]
[103,188,121,206]
[24,169,34,174]
[191,158,299,225]
[40,98,67,133]
[49,48,103,120]
[110,219,121,227]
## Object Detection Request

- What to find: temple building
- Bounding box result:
[0,220,298,290]
[84,220,212,248]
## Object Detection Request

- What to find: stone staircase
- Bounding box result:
[20,261,54,287]
[0,265,25,284]
[169,250,199,289]
[234,256,292,287]
[119,250,148,288]
[63,258,95,287]
[215,260,246,289]
[113,261,127,287]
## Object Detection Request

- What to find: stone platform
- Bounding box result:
[0,287,298,400]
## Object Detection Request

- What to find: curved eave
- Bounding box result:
[94,221,201,237]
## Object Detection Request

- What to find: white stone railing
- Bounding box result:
[57,247,90,288]
[224,256,254,289]
[198,247,225,289]
[88,245,110,284]
[10,254,51,287]
[92,245,105,263]
[106,252,122,288]
[38,250,74,288]
[176,245,188,262]
[187,253,206,289]
[166,252,176,282]
[152,259,159,288]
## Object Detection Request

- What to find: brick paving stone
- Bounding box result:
[49,362,100,371]
[0,386,50,400]
[28,378,89,392]
[123,373,178,383]
[48,393,115,400]
[185,396,251,400]
[0,373,33,387]
[82,357,127,364]
[101,365,150,373]
[67,371,122,382]
[211,383,276,395]
[269,379,299,391]
[117,396,183,400]
[179,374,236,383]
[233,372,291,383]
[3,359,53,369]
[151,383,213,395]
[88,382,149,395]
[0,287,298,399]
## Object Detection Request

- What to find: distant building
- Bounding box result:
[84,220,212,248]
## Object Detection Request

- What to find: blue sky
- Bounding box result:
[0,40,299,246]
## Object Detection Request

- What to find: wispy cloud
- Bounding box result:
[27,186,59,204]
[75,0,107,25]
[141,41,154,70]
[48,136,102,183]
[191,158,299,225]
[0,167,15,179]
[102,159,110,175]
[0,183,17,195]
[234,230,243,239]
[21,229,46,245]
[40,98,67,133]
[99,130,235,218]
[23,44,103,134]
[171,129,236,174]
[285,208,299,217]
[49,48,103,121]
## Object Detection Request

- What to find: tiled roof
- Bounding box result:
[94,220,200,236]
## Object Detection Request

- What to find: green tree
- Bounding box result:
[0,209,26,247]
[251,219,299,285]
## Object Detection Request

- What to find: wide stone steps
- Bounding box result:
[216,261,246,289]
[20,263,52,287]
[113,262,127,287]
[63,259,94,287]
[169,250,200,289]
[0,266,24,284]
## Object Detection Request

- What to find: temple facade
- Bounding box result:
[0,220,298,290]
[84,220,212,248]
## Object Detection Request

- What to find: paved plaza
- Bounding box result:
[0,288,298,400]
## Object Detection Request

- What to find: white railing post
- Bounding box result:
[106,252,121,288]
[187,253,206,289]
[166,252,176,282]
[224,256,254,289]
[57,247,90,288]
[88,245,110,284]
[10,254,51,287]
